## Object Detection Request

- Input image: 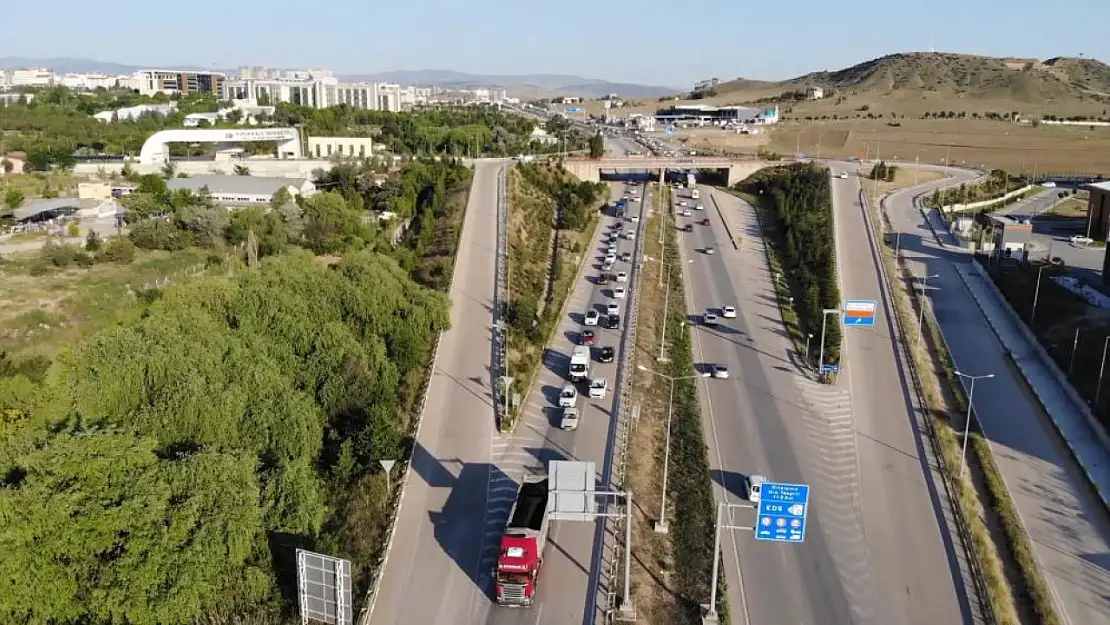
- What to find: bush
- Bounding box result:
[129,218,194,251]
[85,230,103,252]
[39,240,83,267]
[740,163,843,365]
[101,235,136,264]
[66,222,80,237]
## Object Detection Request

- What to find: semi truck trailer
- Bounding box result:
[495,477,551,606]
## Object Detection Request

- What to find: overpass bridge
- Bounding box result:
[562,156,771,186]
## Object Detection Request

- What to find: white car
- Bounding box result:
[745,475,765,503]
[560,407,580,431]
[838,172,849,179]
[711,364,730,379]
[705,247,715,255]
[607,302,620,315]
[704,312,718,325]
[631,215,640,222]
[558,384,578,408]
[604,254,617,264]
[606,245,618,254]
[615,271,628,283]
[588,378,609,399]
[624,232,635,240]
[682,209,691,216]
[614,286,626,298]
[602,261,615,271]
[619,252,632,262]
[584,309,600,326]
[679,200,688,207]
[722,305,737,318]
[695,204,704,210]
[1071,235,1093,246]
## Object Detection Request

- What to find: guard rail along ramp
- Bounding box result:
[602,184,650,622]
[493,165,509,427]
[865,186,995,623]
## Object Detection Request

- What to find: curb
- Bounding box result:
[709,192,740,250]
[953,263,1110,514]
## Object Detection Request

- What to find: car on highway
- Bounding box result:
[1071,235,1094,246]
[580,329,595,345]
[602,260,614,271]
[588,378,609,399]
[682,209,691,216]
[837,172,848,179]
[560,406,580,431]
[678,200,688,207]
[624,231,635,240]
[615,271,628,283]
[620,252,631,262]
[704,312,718,325]
[558,384,578,408]
[597,346,615,363]
[701,218,710,226]
[711,364,730,379]
[744,475,765,503]
[631,215,640,222]
[606,302,620,315]
[695,204,704,210]
[584,309,600,326]
[605,313,620,329]
[597,273,610,285]
[614,221,623,230]
[722,305,737,318]
[604,253,616,264]
[613,286,626,298]
[704,247,715,255]
[606,245,617,255]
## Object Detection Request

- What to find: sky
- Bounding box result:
[2,0,1108,87]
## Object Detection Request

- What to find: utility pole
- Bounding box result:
[1097,336,1110,406]
[1031,264,1050,327]
[955,372,994,479]
[818,308,841,374]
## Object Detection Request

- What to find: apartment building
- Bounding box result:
[136,70,226,97]
[2,68,54,88]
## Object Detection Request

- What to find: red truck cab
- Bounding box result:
[495,478,550,606]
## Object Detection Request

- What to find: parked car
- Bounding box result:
[606,302,620,315]
[598,346,615,363]
[605,313,620,329]
[616,272,628,283]
[580,329,596,345]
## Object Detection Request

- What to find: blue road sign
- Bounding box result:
[566,107,584,114]
[755,482,810,543]
[842,299,876,327]
[665,125,675,135]
[820,364,839,373]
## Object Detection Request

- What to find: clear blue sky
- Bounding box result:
[2,0,1107,87]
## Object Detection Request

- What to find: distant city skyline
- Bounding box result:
[2,0,1107,87]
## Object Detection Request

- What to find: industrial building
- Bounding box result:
[986,214,1034,259]
[1085,181,1110,241]
[166,175,316,206]
[655,104,778,125]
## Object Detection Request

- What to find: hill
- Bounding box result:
[701,52,1110,116]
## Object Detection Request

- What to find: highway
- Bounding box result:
[869,161,1110,625]
[679,179,973,625]
[370,138,646,625]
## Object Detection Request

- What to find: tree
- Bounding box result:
[270,187,293,211]
[300,192,373,254]
[588,132,605,158]
[101,235,135,263]
[233,164,251,176]
[4,187,24,209]
[0,158,12,176]
[85,230,103,251]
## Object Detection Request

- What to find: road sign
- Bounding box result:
[665,125,675,135]
[755,482,810,543]
[842,299,877,326]
[820,364,839,373]
[566,106,584,114]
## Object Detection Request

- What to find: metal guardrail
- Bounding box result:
[601,184,651,622]
[861,187,996,625]
[493,166,509,426]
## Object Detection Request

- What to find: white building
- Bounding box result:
[166,174,316,206]
[307,137,374,159]
[223,67,403,112]
[7,68,54,88]
[0,92,34,105]
[93,103,178,123]
[58,73,132,90]
[135,70,226,97]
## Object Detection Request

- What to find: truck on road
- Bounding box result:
[690,188,700,200]
[569,346,590,382]
[495,477,551,606]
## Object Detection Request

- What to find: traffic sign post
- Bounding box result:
[665,125,675,135]
[755,482,810,543]
[842,299,877,326]
[820,364,839,374]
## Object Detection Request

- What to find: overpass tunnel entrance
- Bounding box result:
[598,167,732,185]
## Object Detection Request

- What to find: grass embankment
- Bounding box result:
[734,163,842,377]
[983,259,1110,433]
[869,195,1060,625]
[394,165,474,292]
[502,163,604,431]
[624,186,726,623]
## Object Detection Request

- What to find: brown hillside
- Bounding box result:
[704,52,1110,116]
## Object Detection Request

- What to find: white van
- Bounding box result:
[745,475,765,503]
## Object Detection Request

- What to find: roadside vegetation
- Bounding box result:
[736,163,842,371]
[502,163,605,431]
[0,159,475,625]
[868,187,1060,625]
[624,188,724,623]
[922,169,1025,208]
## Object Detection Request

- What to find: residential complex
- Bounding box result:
[223,67,409,112]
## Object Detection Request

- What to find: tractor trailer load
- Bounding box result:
[495,477,551,606]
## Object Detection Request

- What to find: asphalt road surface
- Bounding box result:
[679,181,971,625]
[370,160,502,624]
[867,161,1110,625]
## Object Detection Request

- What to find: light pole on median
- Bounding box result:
[704,500,756,624]
[955,371,994,479]
[1097,336,1110,407]
[638,365,700,533]
[818,308,841,374]
[1031,263,1051,328]
[804,332,814,368]
[915,273,940,342]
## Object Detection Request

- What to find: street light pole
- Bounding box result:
[818,308,841,373]
[704,500,756,625]
[804,332,814,368]
[1031,264,1049,327]
[916,273,940,342]
[638,366,698,533]
[1098,336,1110,406]
[1069,327,1081,378]
[955,371,995,479]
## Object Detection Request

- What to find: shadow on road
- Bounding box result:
[710,469,753,502]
